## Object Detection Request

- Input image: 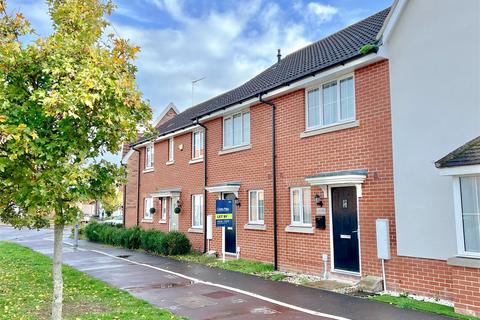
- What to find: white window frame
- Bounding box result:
[305,74,355,131]
[453,175,480,258]
[248,190,265,225]
[290,187,312,226]
[223,110,250,150]
[192,130,204,160]
[191,194,203,228]
[144,197,153,220]
[160,197,167,222]
[168,138,174,163]
[145,143,154,169]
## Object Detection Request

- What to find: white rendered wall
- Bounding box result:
[386,0,480,260]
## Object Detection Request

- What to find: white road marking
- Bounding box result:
[90,249,351,320]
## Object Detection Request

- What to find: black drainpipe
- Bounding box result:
[195,118,208,253]
[259,94,278,271]
[134,148,141,226]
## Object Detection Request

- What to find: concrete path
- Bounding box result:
[0,225,453,320]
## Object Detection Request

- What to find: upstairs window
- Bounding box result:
[145,144,154,169]
[223,111,250,149]
[168,138,174,162]
[144,197,153,220]
[306,75,354,130]
[192,130,204,159]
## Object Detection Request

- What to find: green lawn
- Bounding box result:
[371,294,480,320]
[171,253,285,280]
[0,241,184,320]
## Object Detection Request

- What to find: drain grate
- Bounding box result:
[116,254,130,258]
[202,290,235,299]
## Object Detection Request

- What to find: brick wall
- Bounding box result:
[123,59,480,316]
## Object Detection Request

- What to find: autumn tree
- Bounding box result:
[0,0,151,319]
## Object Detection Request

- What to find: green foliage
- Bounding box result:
[359,43,379,55]
[0,0,152,228]
[0,241,184,319]
[85,222,191,255]
[371,294,480,320]
[174,253,274,275]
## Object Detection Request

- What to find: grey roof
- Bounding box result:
[436,136,480,168]
[135,7,390,145]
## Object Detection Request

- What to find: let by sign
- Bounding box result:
[216,199,233,227]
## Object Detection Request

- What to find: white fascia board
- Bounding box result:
[152,103,180,128]
[305,174,367,186]
[205,185,240,193]
[197,53,382,123]
[134,125,200,149]
[377,0,407,44]
[438,164,480,176]
[121,149,135,165]
[150,191,181,198]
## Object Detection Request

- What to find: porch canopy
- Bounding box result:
[150,188,181,198]
[205,181,240,193]
[305,169,368,196]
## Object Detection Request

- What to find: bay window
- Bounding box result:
[459,176,480,255]
[306,75,355,130]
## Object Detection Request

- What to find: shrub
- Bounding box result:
[160,231,191,255]
[85,222,190,256]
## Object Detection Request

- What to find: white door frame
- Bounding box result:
[220,191,238,255]
[328,184,362,276]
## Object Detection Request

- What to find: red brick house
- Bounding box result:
[122,2,480,316]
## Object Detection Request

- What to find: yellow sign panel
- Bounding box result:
[216,214,233,220]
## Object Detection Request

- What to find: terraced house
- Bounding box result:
[122,0,480,317]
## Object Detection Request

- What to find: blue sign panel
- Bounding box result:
[215,200,233,227]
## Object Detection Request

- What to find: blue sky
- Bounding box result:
[6,0,390,161]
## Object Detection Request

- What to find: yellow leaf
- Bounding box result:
[18,124,26,130]
[0,115,6,122]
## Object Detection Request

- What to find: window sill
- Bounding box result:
[447,256,480,268]
[159,219,167,224]
[141,219,153,224]
[143,168,154,173]
[189,158,204,164]
[165,161,174,166]
[188,227,204,234]
[219,144,251,156]
[244,223,266,231]
[300,120,360,139]
[285,225,314,234]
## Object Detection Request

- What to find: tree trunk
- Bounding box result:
[51,222,64,320]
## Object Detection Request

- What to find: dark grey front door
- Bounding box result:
[223,193,236,254]
[332,186,360,273]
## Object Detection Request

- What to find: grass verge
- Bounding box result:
[0,241,185,320]
[371,294,480,320]
[171,253,285,280]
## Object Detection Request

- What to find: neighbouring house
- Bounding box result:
[122,1,480,316]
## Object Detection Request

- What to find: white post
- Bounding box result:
[222,226,225,263]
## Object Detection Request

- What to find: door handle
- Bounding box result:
[352,230,358,234]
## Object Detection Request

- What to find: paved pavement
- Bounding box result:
[0,225,454,320]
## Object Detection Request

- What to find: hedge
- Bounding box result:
[85,222,191,255]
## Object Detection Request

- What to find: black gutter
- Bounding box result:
[134,148,141,226]
[259,94,278,271]
[195,118,208,253]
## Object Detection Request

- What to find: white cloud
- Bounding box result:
[306,2,339,23]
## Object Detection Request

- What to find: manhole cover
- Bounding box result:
[175,295,217,309]
[124,281,193,291]
[202,290,235,299]
[116,255,130,258]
